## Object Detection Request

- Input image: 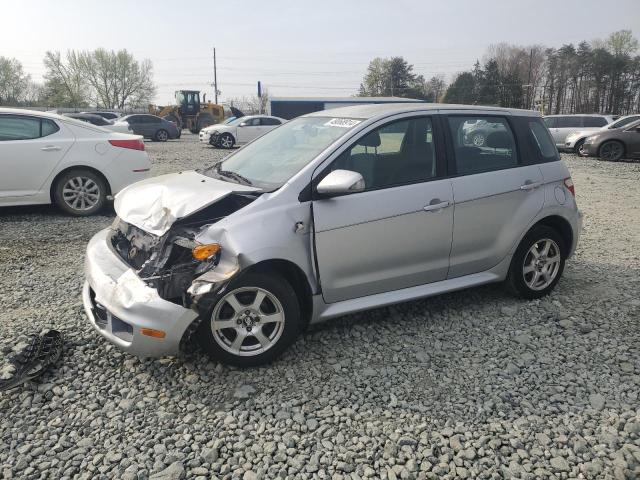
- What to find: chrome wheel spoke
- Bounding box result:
[225,294,244,314]
[260,312,284,324]
[252,328,270,348]
[230,329,248,352]
[251,291,266,311]
[522,238,561,291]
[213,319,237,331]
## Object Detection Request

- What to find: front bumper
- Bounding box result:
[83,228,198,357]
[199,131,212,144]
[578,143,598,157]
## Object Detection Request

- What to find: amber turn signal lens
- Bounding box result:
[192,243,221,261]
[140,328,166,339]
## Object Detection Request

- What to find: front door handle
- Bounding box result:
[41,145,61,152]
[520,181,541,191]
[423,200,451,212]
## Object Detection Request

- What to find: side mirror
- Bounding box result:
[239,122,248,127]
[316,170,365,196]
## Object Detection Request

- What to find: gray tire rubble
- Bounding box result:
[1,134,639,480]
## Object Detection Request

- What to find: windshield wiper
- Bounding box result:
[213,163,253,186]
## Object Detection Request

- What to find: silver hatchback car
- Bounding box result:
[83,104,582,366]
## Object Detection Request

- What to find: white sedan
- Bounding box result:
[199,115,285,148]
[0,108,151,216]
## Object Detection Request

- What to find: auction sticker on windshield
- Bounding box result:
[324,118,362,128]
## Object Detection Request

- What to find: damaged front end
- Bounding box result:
[110,192,257,309]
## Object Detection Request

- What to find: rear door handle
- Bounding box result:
[41,145,61,152]
[520,182,541,191]
[423,200,451,212]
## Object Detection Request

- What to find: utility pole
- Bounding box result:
[213,47,218,104]
[526,48,533,108]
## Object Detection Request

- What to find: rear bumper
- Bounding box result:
[83,228,198,357]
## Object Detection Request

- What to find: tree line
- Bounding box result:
[0,49,155,109]
[359,30,640,116]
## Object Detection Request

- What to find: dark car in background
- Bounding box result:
[579,119,640,161]
[81,111,120,121]
[64,112,113,127]
[114,114,180,142]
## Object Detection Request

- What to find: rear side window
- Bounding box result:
[447,116,518,175]
[528,119,558,161]
[582,116,608,127]
[0,115,59,141]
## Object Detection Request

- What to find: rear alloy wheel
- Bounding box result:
[507,225,566,299]
[599,140,624,161]
[219,133,235,149]
[155,129,169,142]
[471,133,485,147]
[53,169,107,216]
[198,273,301,366]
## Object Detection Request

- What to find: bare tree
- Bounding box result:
[79,49,155,109]
[43,51,89,107]
[229,88,270,115]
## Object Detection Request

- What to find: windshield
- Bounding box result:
[609,116,640,129]
[203,116,362,189]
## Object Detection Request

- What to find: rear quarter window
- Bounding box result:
[527,118,559,162]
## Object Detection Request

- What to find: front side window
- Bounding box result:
[261,118,281,126]
[448,116,518,175]
[203,116,362,189]
[583,116,607,127]
[328,117,437,190]
[0,115,58,141]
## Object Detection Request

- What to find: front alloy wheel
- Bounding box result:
[211,287,285,357]
[219,133,235,149]
[198,272,301,366]
[599,141,624,161]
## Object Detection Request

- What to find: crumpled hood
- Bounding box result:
[114,170,259,236]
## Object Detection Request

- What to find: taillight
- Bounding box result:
[564,177,575,196]
[109,139,145,151]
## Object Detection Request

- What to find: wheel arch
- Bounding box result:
[529,215,573,256]
[49,166,112,203]
[242,259,313,330]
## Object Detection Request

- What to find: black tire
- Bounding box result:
[53,169,108,216]
[598,140,624,161]
[197,113,215,132]
[219,133,235,149]
[197,272,301,367]
[506,225,566,300]
[155,129,169,142]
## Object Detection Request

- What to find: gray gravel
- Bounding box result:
[1,134,639,479]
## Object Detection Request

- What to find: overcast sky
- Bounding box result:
[2,0,639,104]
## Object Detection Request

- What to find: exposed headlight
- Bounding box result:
[192,243,221,261]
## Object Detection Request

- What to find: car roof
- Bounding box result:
[303,103,539,120]
[544,113,613,118]
[0,107,68,120]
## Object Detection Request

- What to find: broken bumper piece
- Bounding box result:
[83,228,198,357]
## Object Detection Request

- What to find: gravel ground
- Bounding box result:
[1,133,639,480]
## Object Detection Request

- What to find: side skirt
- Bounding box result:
[310,255,512,324]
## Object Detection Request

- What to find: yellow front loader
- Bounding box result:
[149,90,224,134]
